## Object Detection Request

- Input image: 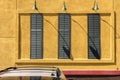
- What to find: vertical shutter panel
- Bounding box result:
[58,14,70,59]
[30,14,43,59]
[88,14,100,59]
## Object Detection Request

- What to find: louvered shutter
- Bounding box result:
[30,14,43,59]
[58,14,71,59]
[88,14,100,59]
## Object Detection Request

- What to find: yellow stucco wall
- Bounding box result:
[0,0,119,70]
[0,0,16,69]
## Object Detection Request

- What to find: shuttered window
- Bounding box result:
[30,14,43,59]
[58,14,71,59]
[88,14,100,59]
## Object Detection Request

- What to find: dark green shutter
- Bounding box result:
[88,14,100,59]
[58,14,71,59]
[30,14,43,59]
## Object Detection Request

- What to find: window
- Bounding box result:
[88,14,100,59]
[30,14,43,59]
[58,14,71,59]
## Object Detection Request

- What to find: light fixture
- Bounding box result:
[62,1,67,11]
[92,0,99,11]
[32,0,38,10]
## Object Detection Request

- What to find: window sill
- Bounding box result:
[16,59,115,64]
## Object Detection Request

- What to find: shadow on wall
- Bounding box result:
[44,19,72,59]
[101,18,120,39]
[72,19,99,59]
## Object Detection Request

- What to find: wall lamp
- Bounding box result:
[92,0,99,11]
[62,1,67,11]
[33,0,38,10]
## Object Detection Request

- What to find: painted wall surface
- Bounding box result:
[0,0,16,69]
[0,0,119,71]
